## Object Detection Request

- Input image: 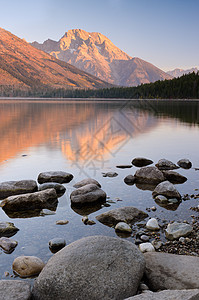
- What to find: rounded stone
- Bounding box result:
[132,157,153,167]
[38,171,73,184]
[70,184,106,206]
[56,220,69,225]
[39,182,66,197]
[177,159,192,169]
[73,178,101,188]
[152,181,181,200]
[115,222,132,233]
[139,243,155,253]
[165,222,193,240]
[134,166,165,185]
[155,159,179,170]
[12,256,45,278]
[146,218,160,230]
[32,236,145,300]
[124,175,136,185]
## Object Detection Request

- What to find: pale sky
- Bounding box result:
[0,0,198,71]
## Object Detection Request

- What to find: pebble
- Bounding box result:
[56,220,69,225]
[152,240,163,250]
[140,235,150,242]
[82,216,88,224]
[146,218,160,230]
[151,206,156,211]
[139,242,155,253]
[115,222,132,233]
[87,220,96,225]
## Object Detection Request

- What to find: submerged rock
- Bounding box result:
[177,158,192,169]
[13,256,45,278]
[132,157,153,167]
[38,171,73,184]
[70,184,106,206]
[155,159,179,170]
[49,238,66,253]
[0,222,19,238]
[96,206,148,227]
[102,172,118,177]
[0,280,32,300]
[165,222,193,240]
[73,178,101,188]
[0,237,18,253]
[115,222,132,233]
[152,181,181,200]
[39,182,66,197]
[0,180,38,200]
[134,166,165,185]
[32,236,145,300]
[0,188,58,212]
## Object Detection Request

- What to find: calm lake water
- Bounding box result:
[0,99,199,282]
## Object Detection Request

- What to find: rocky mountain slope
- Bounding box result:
[0,27,111,91]
[31,29,172,87]
[167,67,198,78]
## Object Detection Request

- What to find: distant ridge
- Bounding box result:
[0,27,111,93]
[167,67,198,78]
[31,29,172,87]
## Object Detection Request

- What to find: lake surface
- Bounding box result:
[0,99,199,281]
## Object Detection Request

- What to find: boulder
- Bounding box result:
[37,171,73,184]
[125,289,199,300]
[124,175,136,185]
[32,236,145,300]
[146,218,160,230]
[155,159,179,170]
[73,178,101,188]
[132,157,153,167]
[152,181,181,200]
[165,222,193,240]
[96,206,148,227]
[115,222,132,233]
[177,159,192,169]
[144,252,199,290]
[0,237,18,253]
[0,280,32,300]
[70,184,106,206]
[38,182,66,197]
[13,256,45,278]
[134,166,165,185]
[0,222,19,238]
[162,170,187,184]
[139,243,155,253]
[0,180,38,200]
[0,188,58,211]
[49,238,66,253]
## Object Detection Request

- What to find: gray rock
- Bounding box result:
[0,222,19,238]
[162,170,187,184]
[0,280,32,300]
[0,188,58,211]
[96,206,148,227]
[70,184,106,205]
[102,172,118,177]
[38,171,73,184]
[0,237,18,253]
[39,182,66,197]
[146,218,160,230]
[13,256,45,278]
[154,195,168,203]
[0,180,38,200]
[168,198,179,204]
[144,252,199,290]
[140,235,150,242]
[124,175,136,185]
[49,238,66,253]
[165,222,193,240]
[139,243,155,253]
[177,158,192,169]
[32,236,145,300]
[134,166,165,185]
[132,157,153,167]
[152,181,181,200]
[151,240,162,250]
[116,165,132,169]
[125,289,199,300]
[155,159,179,170]
[115,222,132,233]
[73,178,101,188]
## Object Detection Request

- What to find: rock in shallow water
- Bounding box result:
[12,256,45,278]
[0,237,18,253]
[162,170,187,184]
[177,158,192,169]
[39,182,66,197]
[32,236,145,300]
[134,166,165,185]
[152,181,181,200]
[73,178,101,188]
[38,171,73,184]
[132,157,153,167]
[70,184,106,206]
[49,238,66,253]
[124,175,136,185]
[165,222,193,240]
[146,218,160,231]
[102,172,118,177]
[0,180,38,200]
[0,222,19,238]
[155,158,179,170]
[115,222,132,233]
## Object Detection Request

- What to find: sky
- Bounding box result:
[0,0,198,71]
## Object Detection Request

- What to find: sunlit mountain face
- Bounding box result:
[0,28,111,91]
[0,101,158,165]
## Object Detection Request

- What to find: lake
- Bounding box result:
[0,99,199,281]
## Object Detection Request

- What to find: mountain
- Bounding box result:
[167,67,198,78]
[0,27,111,92]
[31,29,172,87]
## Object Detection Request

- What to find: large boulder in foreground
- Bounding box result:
[96,206,148,227]
[152,181,181,200]
[0,180,38,200]
[32,236,145,300]
[38,171,73,184]
[125,289,199,300]
[134,166,165,185]
[0,280,32,300]
[144,252,199,290]
[0,188,58,211]
[70,184,106,206]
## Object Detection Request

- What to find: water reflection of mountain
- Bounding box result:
[0,101,158,163]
